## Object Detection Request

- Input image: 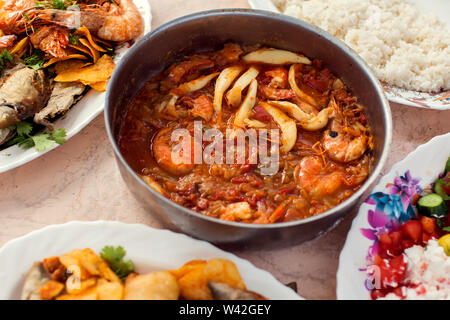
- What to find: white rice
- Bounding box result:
[273,0,450,92]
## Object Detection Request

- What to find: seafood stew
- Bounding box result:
[118,44,374,224]
[0,0,144,151]
[22,245,265,300]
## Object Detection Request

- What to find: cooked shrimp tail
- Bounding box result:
[36,0,144,42]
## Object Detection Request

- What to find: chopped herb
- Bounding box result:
[35,0,77,10]
[6,121,67,151]
[23,12,31,21]
[100,246,134,280]
[24,50,45,70]
[69,34,81,45]
[442,226,450,232]
[0,49,13,72]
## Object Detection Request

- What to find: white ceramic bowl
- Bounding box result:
[0,221,302,300]
[336,133,450,299]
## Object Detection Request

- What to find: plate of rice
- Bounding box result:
[248,0,450,110]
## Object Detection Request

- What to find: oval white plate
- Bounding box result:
[0,0,152,173]
[248,0,450,110]
[336,133,450,299]
[0,221,302,300]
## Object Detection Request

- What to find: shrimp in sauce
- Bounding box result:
[119,44,374,224]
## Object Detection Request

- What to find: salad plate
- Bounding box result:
[0,0,152,173]
[0,221,302,300]
[336,133,450,299]
[248,0,450,110]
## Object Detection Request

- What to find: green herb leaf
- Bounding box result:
[100,246,135,280]
[8,120,67,152]
[69,34,81,45]
[15,121,33,136]
[24,50,45,70]
[0,49,13,72]
[50,128,66,145]
[442,226,450,232]
[34,0,77,10]
[0,49,13,63]
[31,133,56,151]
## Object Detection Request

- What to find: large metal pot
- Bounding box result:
[105,9,392,249]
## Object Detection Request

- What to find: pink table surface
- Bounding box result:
[1,0,450,300]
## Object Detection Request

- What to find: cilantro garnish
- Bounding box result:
[7,121,67,152]
[24,50,45,70]
[100,246,135,280]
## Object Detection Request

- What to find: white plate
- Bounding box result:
[248,0,450,110]
[0,0,152,173]
[336,133,450,299]
[0,221,302,300]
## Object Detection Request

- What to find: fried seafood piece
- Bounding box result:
[0,67,51,129]
[209,282,265,300]
[34,81,86,130]
[21,262,51,300]
[124,271,180,300]
[171,259,246,300]
[37,0,144,42]
[29,25,70,58]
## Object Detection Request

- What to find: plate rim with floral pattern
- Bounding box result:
[248,0,450,110]
[336,132,450,299]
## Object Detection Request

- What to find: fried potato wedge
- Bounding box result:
[260,102,297,153]
[242,48,311,65]
[177,259,245,300]
[124,272,180,300]
[97,278,124,300]
[56,287,98,300]
[170,260,206,279]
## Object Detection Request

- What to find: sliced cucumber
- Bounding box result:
[434,179,450,201]
[417,193,448,218]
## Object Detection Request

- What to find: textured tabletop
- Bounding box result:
[1,0,449,299]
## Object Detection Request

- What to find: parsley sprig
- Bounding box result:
[7,121,67,152]
[100,246,135,280]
